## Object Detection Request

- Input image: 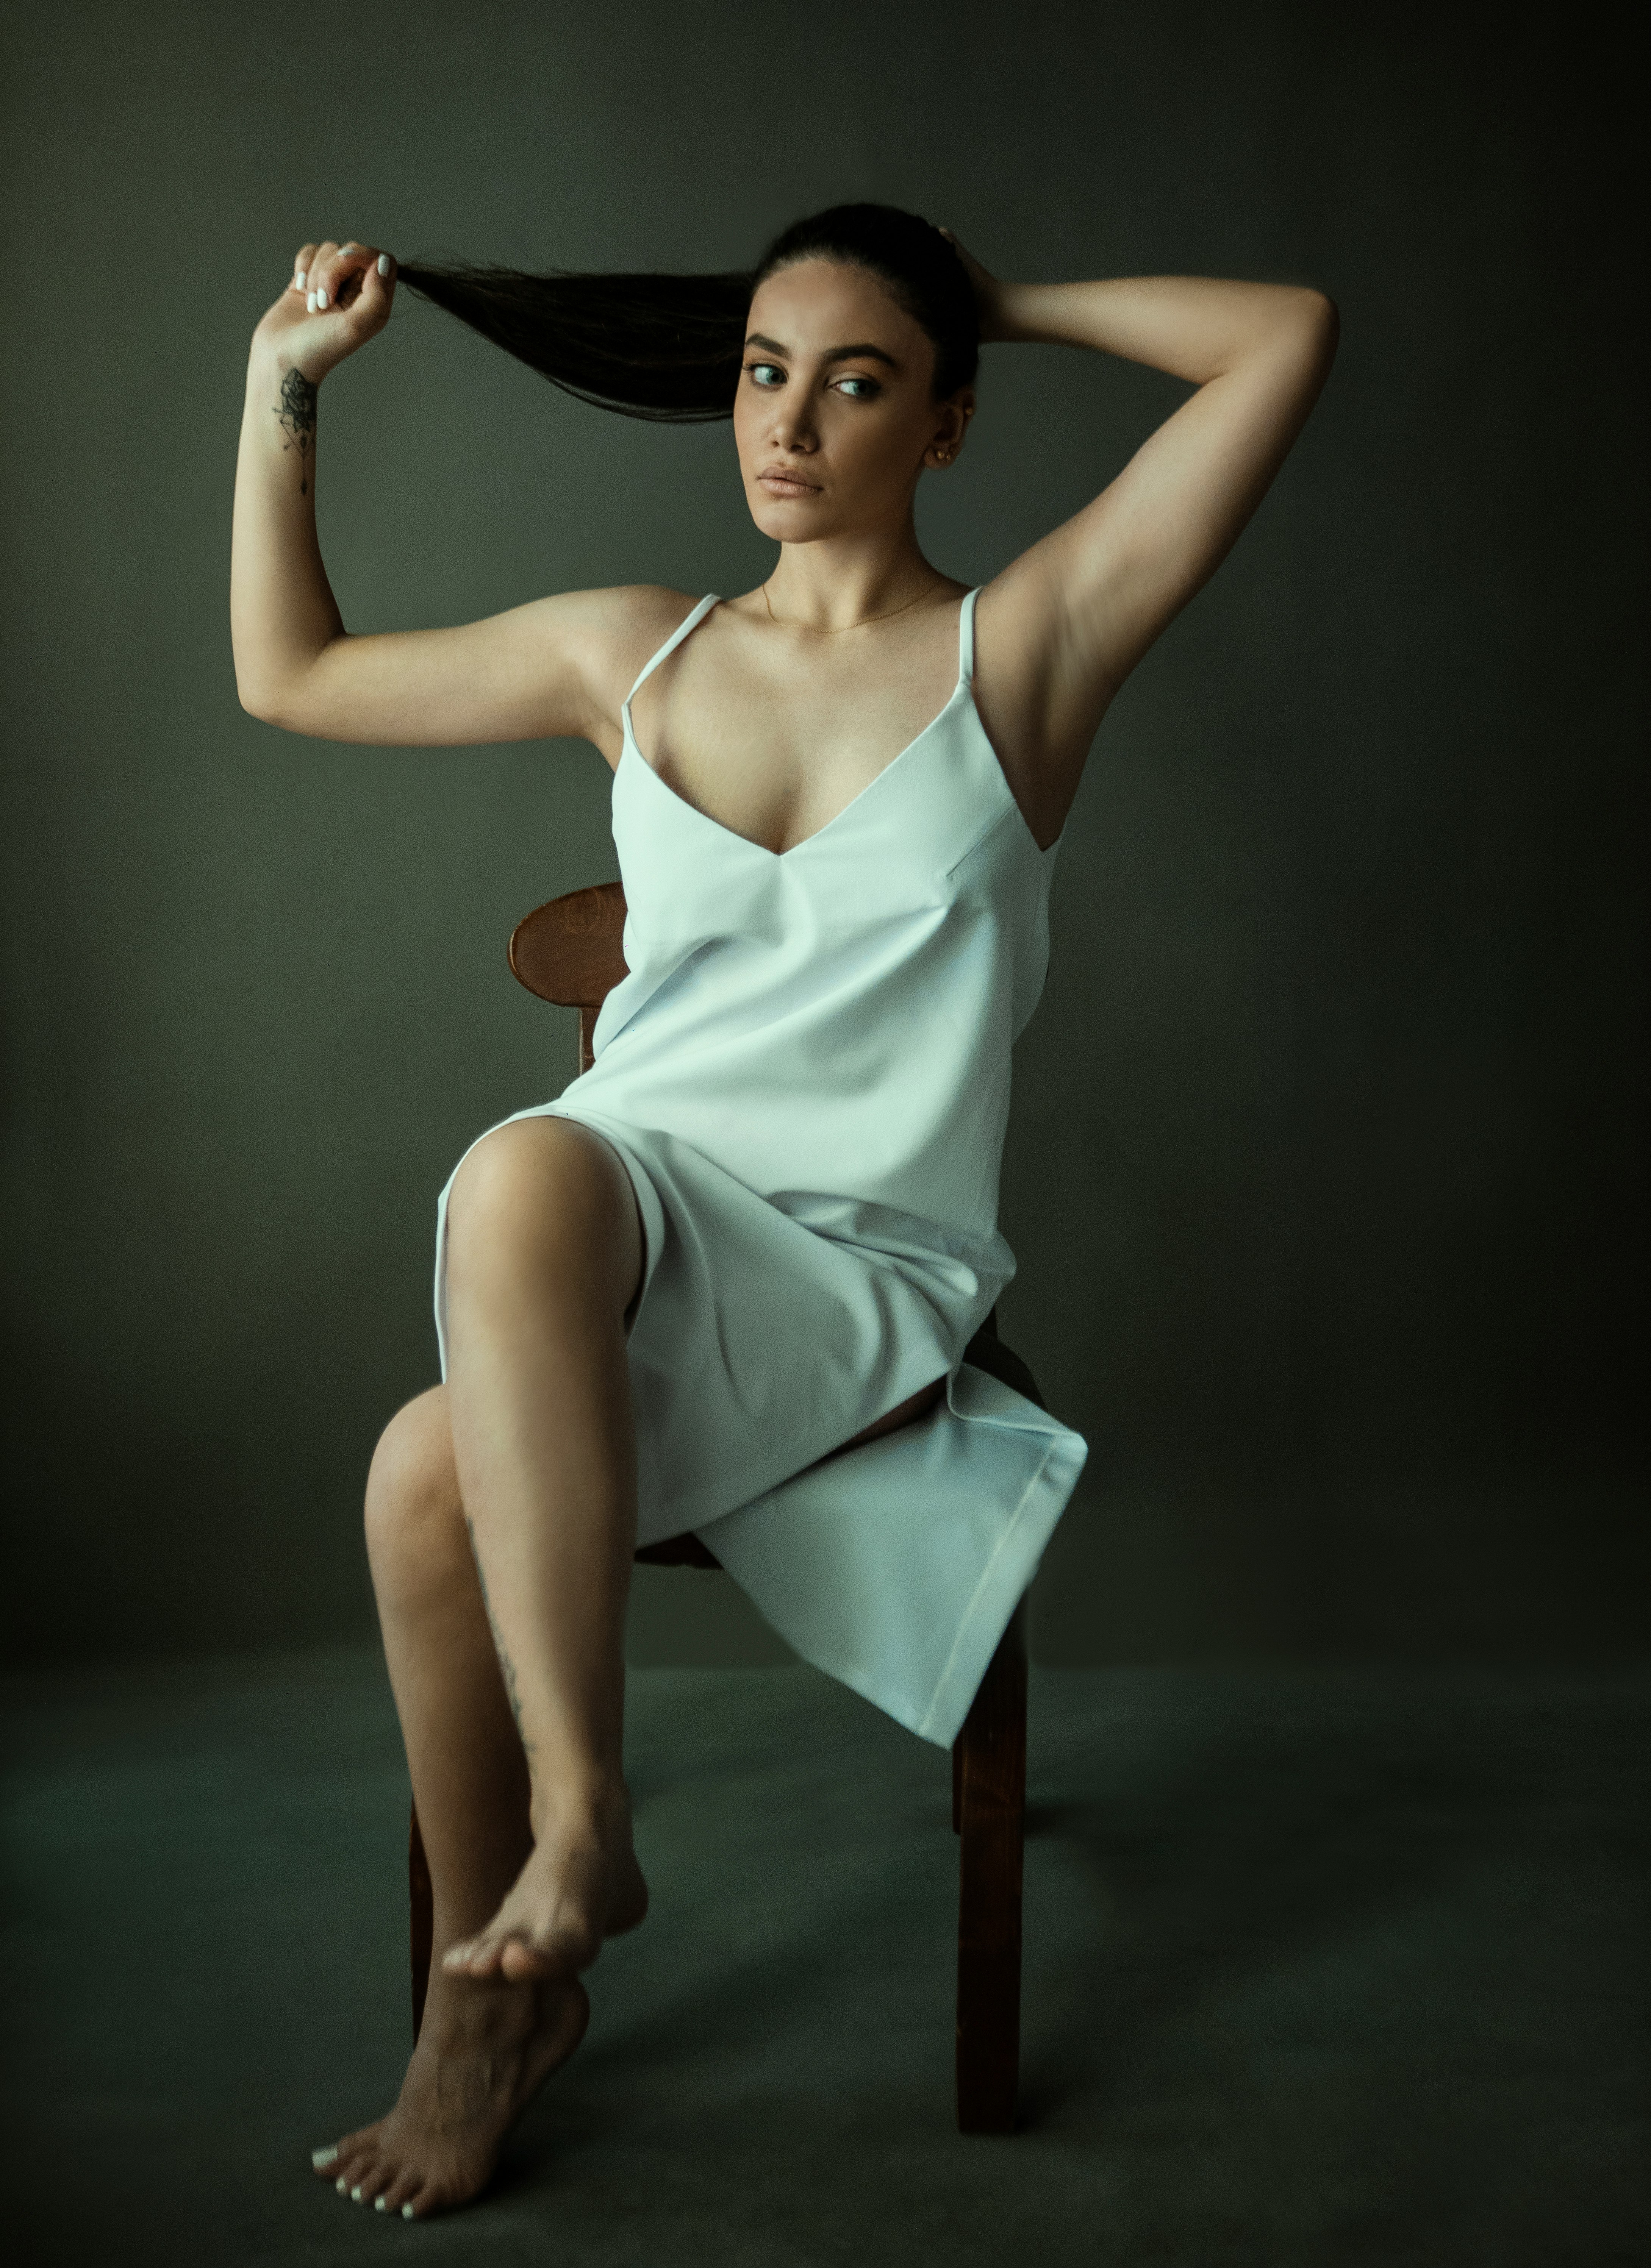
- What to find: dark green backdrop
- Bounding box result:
[2,2,1641,1670]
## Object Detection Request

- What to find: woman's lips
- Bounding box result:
[758,467,821,497]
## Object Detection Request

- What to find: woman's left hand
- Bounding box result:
[938,228,1015,342]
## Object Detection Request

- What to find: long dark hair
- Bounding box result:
[398,203,979,425]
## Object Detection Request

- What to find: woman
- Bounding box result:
[230,203,1336,2220]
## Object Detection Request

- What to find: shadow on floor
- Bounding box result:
[2,1651,1646,2265]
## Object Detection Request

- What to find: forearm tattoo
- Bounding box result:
[274,367,317,494]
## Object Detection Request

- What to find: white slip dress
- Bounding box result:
[433,588,1087,1749]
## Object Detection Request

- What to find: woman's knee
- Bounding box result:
[364,1385,465,1580]
[446,1117,641,1309]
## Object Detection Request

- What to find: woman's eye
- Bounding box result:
[835,375,879,400]
[746,362,785,387]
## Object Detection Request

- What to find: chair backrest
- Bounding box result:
[510,881,629,1074]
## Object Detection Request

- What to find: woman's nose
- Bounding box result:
[769,404,817,453]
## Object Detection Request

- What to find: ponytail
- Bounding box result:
[397,261,752,423]
[399,203,978,425]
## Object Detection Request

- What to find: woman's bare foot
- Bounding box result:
[311,1965,588,2220]
[441,1797,649,1983]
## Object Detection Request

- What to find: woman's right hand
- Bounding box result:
[250,238,397,383]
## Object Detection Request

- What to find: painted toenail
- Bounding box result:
[311,2145,338,2168]
[351,2185,364,2201]
[335,2176,348,2193]
[402,2203,417,2220]
[375,2197,388,2212]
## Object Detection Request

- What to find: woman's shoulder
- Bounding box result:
[530,583,707,724]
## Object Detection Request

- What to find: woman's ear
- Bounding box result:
[925,388,975,469]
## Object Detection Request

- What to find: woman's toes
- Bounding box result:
[331,2146,374,2198]
[499,1937,558,1983]
[310,2142,339,2174]
[380,2166,421,2215]
[450,1932,513,1979]
[327,2133,413,2214]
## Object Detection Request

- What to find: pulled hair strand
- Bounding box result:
[397,260,753,423]
[397,204,978,425]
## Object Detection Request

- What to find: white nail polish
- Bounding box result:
[306,291,317,313]
[375,2197,388,2212]
[295,269,307,290]
[350,2184,364,2201]
[335,2176,347,2193]
[316,287,329,309]
[402,2204,417,2220]
[377,253,391,276]
[311,2145,338,2168]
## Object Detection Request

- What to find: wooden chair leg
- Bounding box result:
[409,1800,433,2044]
[953,1601,1027,2134]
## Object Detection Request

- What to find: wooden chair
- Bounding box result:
[408,880,1038,2133]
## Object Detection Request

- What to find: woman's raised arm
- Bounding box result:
[230,237,650,751]
[955,243,1339,841]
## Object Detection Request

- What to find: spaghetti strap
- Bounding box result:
[625,595,722,706]
[958,586,981,684]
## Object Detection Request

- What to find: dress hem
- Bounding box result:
[696,1362,1089,1751]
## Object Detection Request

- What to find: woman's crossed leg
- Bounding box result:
[311,1114,948,2218]
[312,1115,647,2220]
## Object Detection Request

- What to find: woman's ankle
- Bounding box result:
[527,1767,631,1847]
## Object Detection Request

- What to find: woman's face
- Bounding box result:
[733,258,972,544]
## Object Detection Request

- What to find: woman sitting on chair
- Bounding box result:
[230,202,1336,2221]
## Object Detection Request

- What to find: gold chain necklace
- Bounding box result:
[762,580,941,634]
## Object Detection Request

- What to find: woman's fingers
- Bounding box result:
[289,236,392,313]
[311,241,388,320]
[308,240,396,345]
[317,241,363,311]
[255,234,393,367]
[330,244,392,327]
[305,239,340,312]
[350,249,396,333]
[261,237,394,370]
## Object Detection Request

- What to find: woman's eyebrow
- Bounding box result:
[822,343,899,369]
[744,334,900,369]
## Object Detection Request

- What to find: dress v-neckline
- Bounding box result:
[622,670,972,864]
[617,589,980,862]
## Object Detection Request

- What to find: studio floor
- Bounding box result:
[3,1646,1646,2266]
